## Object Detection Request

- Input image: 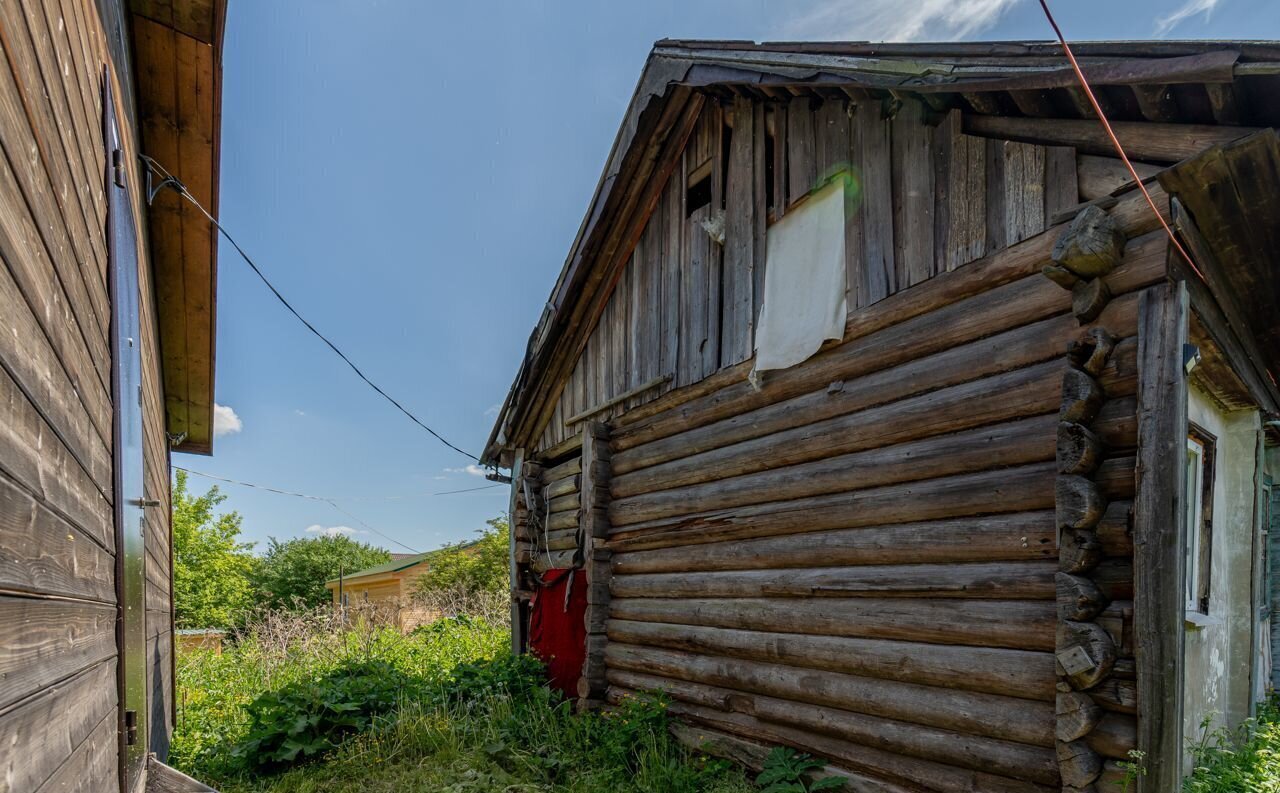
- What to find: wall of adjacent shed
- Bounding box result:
[536,94,1080,453]
[0,0,174,789]
[597,211,1167,790]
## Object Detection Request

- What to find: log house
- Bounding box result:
[484,40,1280,792]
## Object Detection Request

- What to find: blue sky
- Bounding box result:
[194,0,1276,554]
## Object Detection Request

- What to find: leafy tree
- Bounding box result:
[254,536,392,610]
[172,470,258,628]
[416,516,510,597]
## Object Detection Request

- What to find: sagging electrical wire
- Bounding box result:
[1037,0,1205,283]
[139,155,481,463]
[177,467,499,554]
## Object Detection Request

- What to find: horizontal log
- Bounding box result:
[548,491,580,513]
[611,413,1058,526]
[531,549,577,573]
[1096,455,1137,500]
[612,511,1057,575]
[538,432,582,463]
[668,722,917,793]
[606,643,1055,746]
[612,193,1167,441]
[633,696,1059,793]
[1086,712,1137,760]
[543,474,580,500]
[605,620,1056,700]
[546,510,579,531]
[1094,397,1137,450]
[612,561,1056,601]
[608,670,1059,784]
[1095,501,1133,558]
[544,529,579,552]
[607,462,1057,552]
[1077,155,1162,201]
[612,361,1063,500]
[613,283,1146,477]
[612,231,1163,460]
[609,597,1055,650]
[540,455,581,483]
[1090,677,1138,715]
[1094,558,1134,601]
[962,114,1261,162]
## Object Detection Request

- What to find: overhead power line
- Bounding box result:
[139,155,479,463]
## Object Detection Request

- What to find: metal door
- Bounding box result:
[106,75,148,792]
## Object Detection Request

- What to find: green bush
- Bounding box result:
[172,608,753,793]
[234,660,419,771]
[1185,698,1280,792]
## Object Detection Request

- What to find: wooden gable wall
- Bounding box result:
[535,94,1080,454]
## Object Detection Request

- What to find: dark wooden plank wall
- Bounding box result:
[598,196,1169,788]
[0,0,174,789]
[536,96,1079,453]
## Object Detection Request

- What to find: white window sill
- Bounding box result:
[1184,611,1221,630]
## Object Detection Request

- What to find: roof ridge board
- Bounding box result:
[655,39,1280,61]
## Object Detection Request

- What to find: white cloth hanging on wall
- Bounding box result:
[752,178,847,376]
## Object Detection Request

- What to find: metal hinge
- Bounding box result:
[112,148,125,188]
[124,709,138,745]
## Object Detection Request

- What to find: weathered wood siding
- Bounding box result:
[536,97,1078,453]
[0,0,174,788]
[589,176,1174,787]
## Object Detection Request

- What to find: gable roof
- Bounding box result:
[481,39,1280,465]
[325,539,481,586]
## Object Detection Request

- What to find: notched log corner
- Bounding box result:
[1057,620,1117,690]
[1067,329,1116,377]
[1057,571,1110,622]
[1052,205,1126,279]
[1058,421,1103,476]
[1060,528,1104,574]
[1057,476,1107,531]
[1072,277,1113,324]
[1056,691,1103,743]
[1061,368,1104,424]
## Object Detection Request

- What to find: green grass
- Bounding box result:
[172,611,755,793]
[1184,698,1280,792]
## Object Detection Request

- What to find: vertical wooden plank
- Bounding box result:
[751,101,767,340]
[680,206,712,387]
[644,202,664,388]
[660,166,681,383]
[844,96,865,311]
[947,130,988,270]
[985,137,1008,254]
[508,450,526,655]
[814,98,851,177]
[855,100,895,303]
[771,101,788,216]
[1004,141,1046,245]
[722,96,756,367]
[1045,145,1080,220]
[786,96,816,204]
[892,99,935,288]
[627,247,645,408]
[1134,281,1189,793]
[932,105,953,278]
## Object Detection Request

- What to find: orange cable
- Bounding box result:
[1037,0,1206,282]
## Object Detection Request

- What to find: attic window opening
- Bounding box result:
[686,168,712,215]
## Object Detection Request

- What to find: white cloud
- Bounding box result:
[1154,0,1220,36]
[213,403,242,437]
[483,403,502,419]
[306,524,360,537]
[443,464,487,478]
[294,409,307,417]
[785,0,1019,42]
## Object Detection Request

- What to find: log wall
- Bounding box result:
[0,0,174,788]
[593,188,1170,788]
[535,96,1081,453]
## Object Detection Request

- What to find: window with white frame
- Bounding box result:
[1185,426,1216,614]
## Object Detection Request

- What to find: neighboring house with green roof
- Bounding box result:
[325,551,437,631]
[325,543,478,631]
